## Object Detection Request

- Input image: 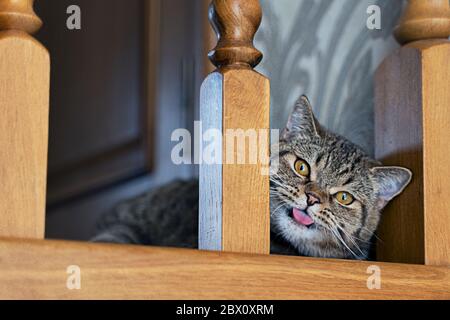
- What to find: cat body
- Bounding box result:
[94,96,412,260]
[92,179,299,255]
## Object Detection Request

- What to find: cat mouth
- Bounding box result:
[291,208,315,228]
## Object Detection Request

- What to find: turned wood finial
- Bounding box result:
[395,0,450,45]
[0,0,42,34]
[208,0,263,70]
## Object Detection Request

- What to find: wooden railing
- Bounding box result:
[199,0,270,254]
[0,0,448,300]
[1,238,448,300]
[375,0,450,266]
[0,0,49,239]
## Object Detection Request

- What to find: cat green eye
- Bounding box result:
[335,192,354,206]
[294,159,310,177]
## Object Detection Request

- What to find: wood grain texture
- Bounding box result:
[375,44,424,265]
[375,40,450,266]
[394,0,450,45]
[421,41,450,266]
[222,69,270,254]
[0,238,448,300]
[0,0,49,239]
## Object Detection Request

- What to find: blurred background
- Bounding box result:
[35,0,403,241]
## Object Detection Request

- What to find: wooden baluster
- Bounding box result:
[0,0,49,239]
[375,0,450,265]
[199,0,270,254]
[394,0,450,44]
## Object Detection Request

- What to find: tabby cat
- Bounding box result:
[93,96,412,260]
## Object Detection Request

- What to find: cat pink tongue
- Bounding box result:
[292,208,314,226]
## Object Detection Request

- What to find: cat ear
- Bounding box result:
[282,95,321,140]
[370,166,412,209]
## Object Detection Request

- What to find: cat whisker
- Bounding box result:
[272,203,287,216]
[331,217,373,245]
[270,187,285,192]
[332,228,360,259]
[349,223,383,244]
[270,189,287,199]
[322,223,360,259]
[270,172,285,180]
[334,223,366,256]
[373,233,383,243]
[269,178,286,189]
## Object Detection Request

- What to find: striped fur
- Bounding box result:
[270,96,411,259]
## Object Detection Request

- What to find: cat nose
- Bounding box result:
[306,192,321,206]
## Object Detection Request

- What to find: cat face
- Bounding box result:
[270,96,412,259]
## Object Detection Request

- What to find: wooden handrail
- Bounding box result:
[1,238,448,299]
[199,0,270,254]
[375,0,450,266]
[0,0,49,239]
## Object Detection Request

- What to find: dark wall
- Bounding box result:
[36,0,204,241]
[36,0,149,205]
